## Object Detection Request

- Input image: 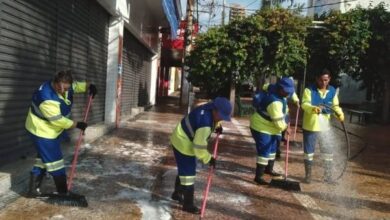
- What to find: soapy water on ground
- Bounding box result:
[315,116,363,219]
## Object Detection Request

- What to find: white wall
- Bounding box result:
[308,0,390,16]
[338,73,367,105]
[149,56,159,105]
[104,17,124,124]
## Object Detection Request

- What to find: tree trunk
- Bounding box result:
[230,79,236,116]
[381,79,390,123]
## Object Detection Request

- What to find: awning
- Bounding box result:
[162,0,179,39]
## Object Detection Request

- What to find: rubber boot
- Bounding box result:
[324,161,334,184]
[53,175,84,198]
[171,176,183,203]
[265,160,282,177]
[182,185,200,214]
[304,160,312,184]
[254,164,268,185]
[27,172,44,198]
[53,175,68,194]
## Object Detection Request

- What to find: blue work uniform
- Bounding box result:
[301,84,343,162]
[26,81,86,176]
[170,103,215,186]
[250,85,288,166]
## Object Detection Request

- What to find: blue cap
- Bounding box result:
[212,97,232,121]
[277,77,295,95]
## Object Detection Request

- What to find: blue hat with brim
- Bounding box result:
[213,97,232,121]
[277,77,295,95]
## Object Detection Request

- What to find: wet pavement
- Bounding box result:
[0,96,389,220]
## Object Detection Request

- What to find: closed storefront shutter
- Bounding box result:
[0,0,109,165]
[121,30,153,117]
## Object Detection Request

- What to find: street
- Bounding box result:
[0,97,389,220]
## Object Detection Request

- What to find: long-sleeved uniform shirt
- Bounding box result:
[25,81,87,139]
[301,85,344,131]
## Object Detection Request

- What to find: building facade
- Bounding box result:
[307,0,389,16]
[0,0,180,166]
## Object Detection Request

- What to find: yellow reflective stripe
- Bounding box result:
[47,114,63,121]
[45,159,64,172]
[193,144,207,150]
[304,153,314,161]
[185,116,195,138]
[269,153,276,160]
[34,158,45,168]
[272,117,285,121]
[257,156,269,165]
[323,153,333,161]
[179,176,195,186]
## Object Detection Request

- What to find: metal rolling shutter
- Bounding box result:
[122,30,153,116]
[56,0,108,124]
[0,0,109,165]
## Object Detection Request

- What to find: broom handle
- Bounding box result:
[285,124,290,180]
[200,133,220,218]
[293,107,299,141]
[67,95,94,191]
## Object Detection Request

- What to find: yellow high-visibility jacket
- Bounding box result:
[25,81,87,139]
[301,85,343,131]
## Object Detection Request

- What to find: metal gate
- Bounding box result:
[0,0,109,165]
[121,30,153,116]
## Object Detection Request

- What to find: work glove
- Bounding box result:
[215,126,223,134]
[76,122,88,131]
[88,84,97,98]
[209,157,216,169]
[312,106,322,114]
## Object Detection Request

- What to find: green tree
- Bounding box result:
[306,9,371,84]
[256,8,310,80]
[187,8,309,98]
[357,3,390,122]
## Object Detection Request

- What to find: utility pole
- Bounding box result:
[180,0,195,110]
[221,0,226,25]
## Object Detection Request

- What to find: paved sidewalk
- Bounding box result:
[0,97,388,220]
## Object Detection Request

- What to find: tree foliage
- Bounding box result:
[256,8,310,79]
[306,8,371,84]
[187,8,309,98]
[357,3,390,121]
[357,3,390,101]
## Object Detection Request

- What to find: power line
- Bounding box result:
[210,0,359,12]
[245,0,260,8]
[291,0,358,10]
[199,0,360,28]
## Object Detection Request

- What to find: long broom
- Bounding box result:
[200,133,220,218]
[270,124,301,191]
[289,106,301,148]
[45,95,94,207]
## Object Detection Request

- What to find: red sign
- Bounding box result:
[162,20,199,50]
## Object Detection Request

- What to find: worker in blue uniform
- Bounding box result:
[25,70,97,197]
[301,69,344,184]
[262,81,300,159]
[170,97,232,214]
[251,77,295,185]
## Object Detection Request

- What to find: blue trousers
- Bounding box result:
[303,130,333,162]
[251,129,281,165]
[172,146,196,186]
[30,133,66,177]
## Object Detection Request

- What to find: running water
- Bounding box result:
[316,114,361,219]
